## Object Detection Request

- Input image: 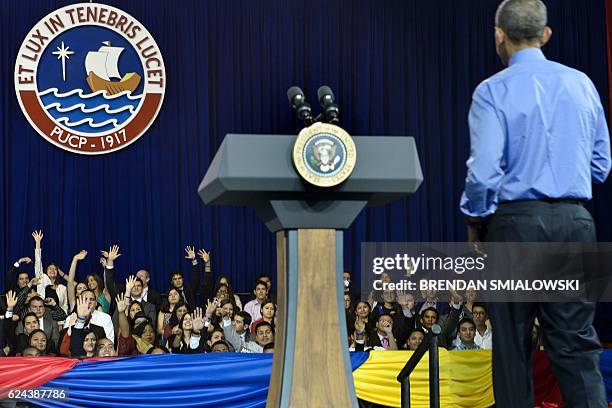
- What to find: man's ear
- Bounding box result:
[494,27,505,45]
[540,26,552,47]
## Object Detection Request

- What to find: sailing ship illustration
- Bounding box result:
[85,42,141,95]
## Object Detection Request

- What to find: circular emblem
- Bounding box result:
[14,3,165,154]
[292,123,357,187]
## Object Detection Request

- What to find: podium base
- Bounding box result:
[267,229,357,407]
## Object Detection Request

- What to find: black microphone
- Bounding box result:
[317,85,339,124]
[287,86,313,126]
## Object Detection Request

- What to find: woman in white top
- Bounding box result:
[32,230,68,314]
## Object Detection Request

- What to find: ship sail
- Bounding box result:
[85,42,141,95]
[85,44,124,81]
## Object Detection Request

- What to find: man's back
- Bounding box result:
[461,48,610,217]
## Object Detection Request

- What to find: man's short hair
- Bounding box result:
[255,321,274,334]
[27,296,44,306]
[457,317,476,331]
[408,327,426,338]
[254,280,268,289]
[420,307,439,320]
[170,270,184,279]
[80,289,97,300]
[236,311,252,327]
[495,0,547,44]
[376,312,393,323]
[146,345,169,354]
[210,340,231,351]
[22,346,41,357]
[23,312,39,322]
[472,302,488,315]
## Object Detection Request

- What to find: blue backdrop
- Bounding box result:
[1,0,611,334]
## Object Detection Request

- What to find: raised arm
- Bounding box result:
[115,293,130,339]
[66,250,87,312]
[5,257,31,292]
[184,246,201,300]
[198,249,213,303]
[32,230,51,298]
[102,245,121,305]
[71,294,95,358]
[32,230,43,279]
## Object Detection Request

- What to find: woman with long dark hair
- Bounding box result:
[32,230,68,314]
[250,299,275,335]
[167,308,205,354]
[28,329,54,356]
[157,288,181,336]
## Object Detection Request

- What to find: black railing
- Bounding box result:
[396,324,441,408]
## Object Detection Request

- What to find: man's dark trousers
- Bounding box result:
[485,200,607,408]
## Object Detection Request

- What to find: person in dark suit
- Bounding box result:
[135,269,162,312]
[168,246,203,310]
[460,1,610,406]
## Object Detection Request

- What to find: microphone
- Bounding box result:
[317,85,339,124]
[287,86,313,126]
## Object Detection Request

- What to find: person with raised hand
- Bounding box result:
[167,246,202,310]
[65,250,87,313]
[5,256,31,294]
[167,308,202,354]
[197,248,218,306]
[62,289,113,342]
[32,230,68,314]
[162,301,188,346]
[68,293,97,358]
[116,292,156,355]
[135,268,161,313]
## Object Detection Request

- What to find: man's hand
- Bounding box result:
[73,250,87,261]
[198,249,210,263]
[6,291,17,311]
[44,298,57,307]
[397,290,414,310]
[205,298,218,318]
[125,275,136,296]
[116,293,127,314]
[76,294,93,319]
[99,257,107,268]
[184,246,196,261]
[106,245,121,262]
[17,257,31,264]
[467,224,485,255]
[192,307,205,332]
[381,320,393,335]
[354,317,366,333]
[32,230,43,245]
[28,277,39,288]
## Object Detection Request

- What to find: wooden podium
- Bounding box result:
[199,133,422,407]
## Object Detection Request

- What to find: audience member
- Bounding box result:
[454,318,481,350]
[243,281,269,322]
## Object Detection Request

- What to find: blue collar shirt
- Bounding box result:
[460,48,611,217]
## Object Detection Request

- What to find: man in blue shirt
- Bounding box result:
[460,0,610,407]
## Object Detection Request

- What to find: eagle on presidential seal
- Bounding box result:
[309,138,341,173]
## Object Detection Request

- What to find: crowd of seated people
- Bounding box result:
[0,230,497,359]
[343,270,493,352]
[0,231,275,358]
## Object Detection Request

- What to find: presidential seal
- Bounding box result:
[14,3,165,154]
[292,123,356,187]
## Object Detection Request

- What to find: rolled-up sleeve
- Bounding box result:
[591,103,611,184]
[460,83,506,217]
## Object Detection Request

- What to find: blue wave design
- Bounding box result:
[39,88,141,133]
